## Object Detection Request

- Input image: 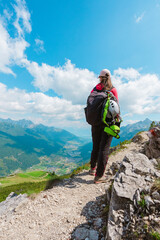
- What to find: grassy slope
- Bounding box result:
[0,164,90,202]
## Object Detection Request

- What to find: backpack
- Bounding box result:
[84,90,107,126]
[84,89,122,139]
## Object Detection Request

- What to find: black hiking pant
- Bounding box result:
[90,124,113,177]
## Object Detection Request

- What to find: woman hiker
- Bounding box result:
[89,69,119,183]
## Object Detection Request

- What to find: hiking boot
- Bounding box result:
[94,175,106,184]
[89,168,96,176]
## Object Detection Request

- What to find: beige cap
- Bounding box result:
[99,69,111,77]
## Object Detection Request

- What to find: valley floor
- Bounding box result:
[0,141,142,240]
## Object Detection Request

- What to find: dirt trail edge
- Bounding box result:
[0,141,142,240]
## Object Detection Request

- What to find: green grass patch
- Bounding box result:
[136,131,144,135]
[110,139,131,156]
[149,231,160,240]
[70,163,90,176]
[0,163,90,203]
[0,181,47,202]
[138,193,147,209]
[119,139,132,145]
[18,171,47,178]
[0,171,53,188]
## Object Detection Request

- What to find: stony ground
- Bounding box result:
[0,139,145,240]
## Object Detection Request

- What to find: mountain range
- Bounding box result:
[0,118,90,177]
[0,118,153,177]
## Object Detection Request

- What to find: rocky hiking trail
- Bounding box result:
[0,131,159,240]
[0,140,140,240]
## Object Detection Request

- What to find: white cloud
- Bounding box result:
[113,68,140,81]
[22,59,97,105]
[135,12,145,23]
[112,69,160,116]
[35,38,45,53]
[13,0,31,36]
[3,9,13,21]
[0,0,30,75]
[22,57,160,118]
[0,83,84,124]
[123,113,133,118]
[123,119,139,125]
[0,20,29,75]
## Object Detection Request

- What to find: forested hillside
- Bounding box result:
[0,119,91,176]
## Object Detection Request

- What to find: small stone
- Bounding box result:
[143,216,148,221]
[134,189,141,203]
[145,176,152,182]
[153,199,160,205]
[150,206,156,213]
[153,217,160,223]
[144,196,154,208]
[89,229,99,240]
[150,158,158,166]
[154,171,160,178]
[129,204,134,216]
[94,218,102,229]
[148,215,153,221]
[73,228,89,240]
[152,191,160,201]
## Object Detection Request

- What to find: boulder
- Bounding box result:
[144,126,160,159]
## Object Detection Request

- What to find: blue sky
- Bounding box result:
[0,0,160,137]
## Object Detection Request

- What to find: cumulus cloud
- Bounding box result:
[113,68,140,81]
[0,21,29,75]
[22,59,97,105]
[22,57,160,117]
[135,12,145,23]
[0,83,84,124]
[0,0,30,75]
[112,68,160,115]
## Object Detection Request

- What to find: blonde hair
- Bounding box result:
[100,74,113,90]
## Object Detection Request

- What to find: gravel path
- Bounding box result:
[0,140,143,240]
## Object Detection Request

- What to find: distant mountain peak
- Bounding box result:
[0,118,34,128]
[144,118,151,122]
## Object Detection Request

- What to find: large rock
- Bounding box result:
[144,126,160,159]
[106,152,158,240]
[0,192,28,217]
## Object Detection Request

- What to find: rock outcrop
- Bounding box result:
[144,126,160,159]
[106,130,160,240]
[0,192,28,217]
